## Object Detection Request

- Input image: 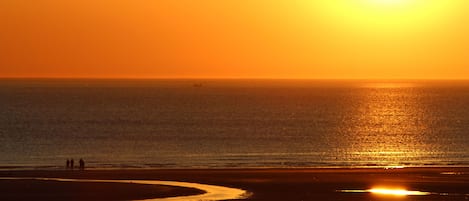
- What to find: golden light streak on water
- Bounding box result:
[338,83,432,167]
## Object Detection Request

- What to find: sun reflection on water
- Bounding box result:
[338,82,432,167]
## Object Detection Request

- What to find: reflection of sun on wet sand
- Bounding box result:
[338,188,431,196]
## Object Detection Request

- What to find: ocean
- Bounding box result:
[1,79,468,169]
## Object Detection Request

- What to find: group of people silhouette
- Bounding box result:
[66,158,85,170]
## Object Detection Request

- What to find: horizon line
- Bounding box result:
[1,76,469,81]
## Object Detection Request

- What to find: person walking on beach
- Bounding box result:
[66,159,70,169]
[79,159,85,170]
[70,159,74,169]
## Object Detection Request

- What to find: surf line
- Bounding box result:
[0,177,251,201]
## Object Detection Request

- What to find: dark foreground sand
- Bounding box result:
[1,167,468,201]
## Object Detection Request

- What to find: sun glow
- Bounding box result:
[1,0,469,79]
[367,0,412,6]
[312,0,464,30]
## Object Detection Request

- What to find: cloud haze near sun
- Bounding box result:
[0,0,468,79]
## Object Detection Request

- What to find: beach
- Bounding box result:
[1,167,468,201]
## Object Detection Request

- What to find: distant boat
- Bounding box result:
[193,83,203,88]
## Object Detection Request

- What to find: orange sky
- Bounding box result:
[1,0,468,79]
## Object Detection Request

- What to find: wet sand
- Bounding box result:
[0,179,203,201]
[1,167,468,201]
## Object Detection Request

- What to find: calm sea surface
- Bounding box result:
[1,79,468,169]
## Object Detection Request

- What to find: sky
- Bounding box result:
[0,0,468,79]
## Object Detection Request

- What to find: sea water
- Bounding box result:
[0,79,468,169]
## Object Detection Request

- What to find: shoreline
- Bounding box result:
[2,165,469,171]
[1,167,468,201]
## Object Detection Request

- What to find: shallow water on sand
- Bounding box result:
[0,177,248,201]
[0,79,468,169]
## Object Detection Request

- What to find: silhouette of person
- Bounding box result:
[66,159,70,169]
[70,159,74,169]
[79,159,85,171]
